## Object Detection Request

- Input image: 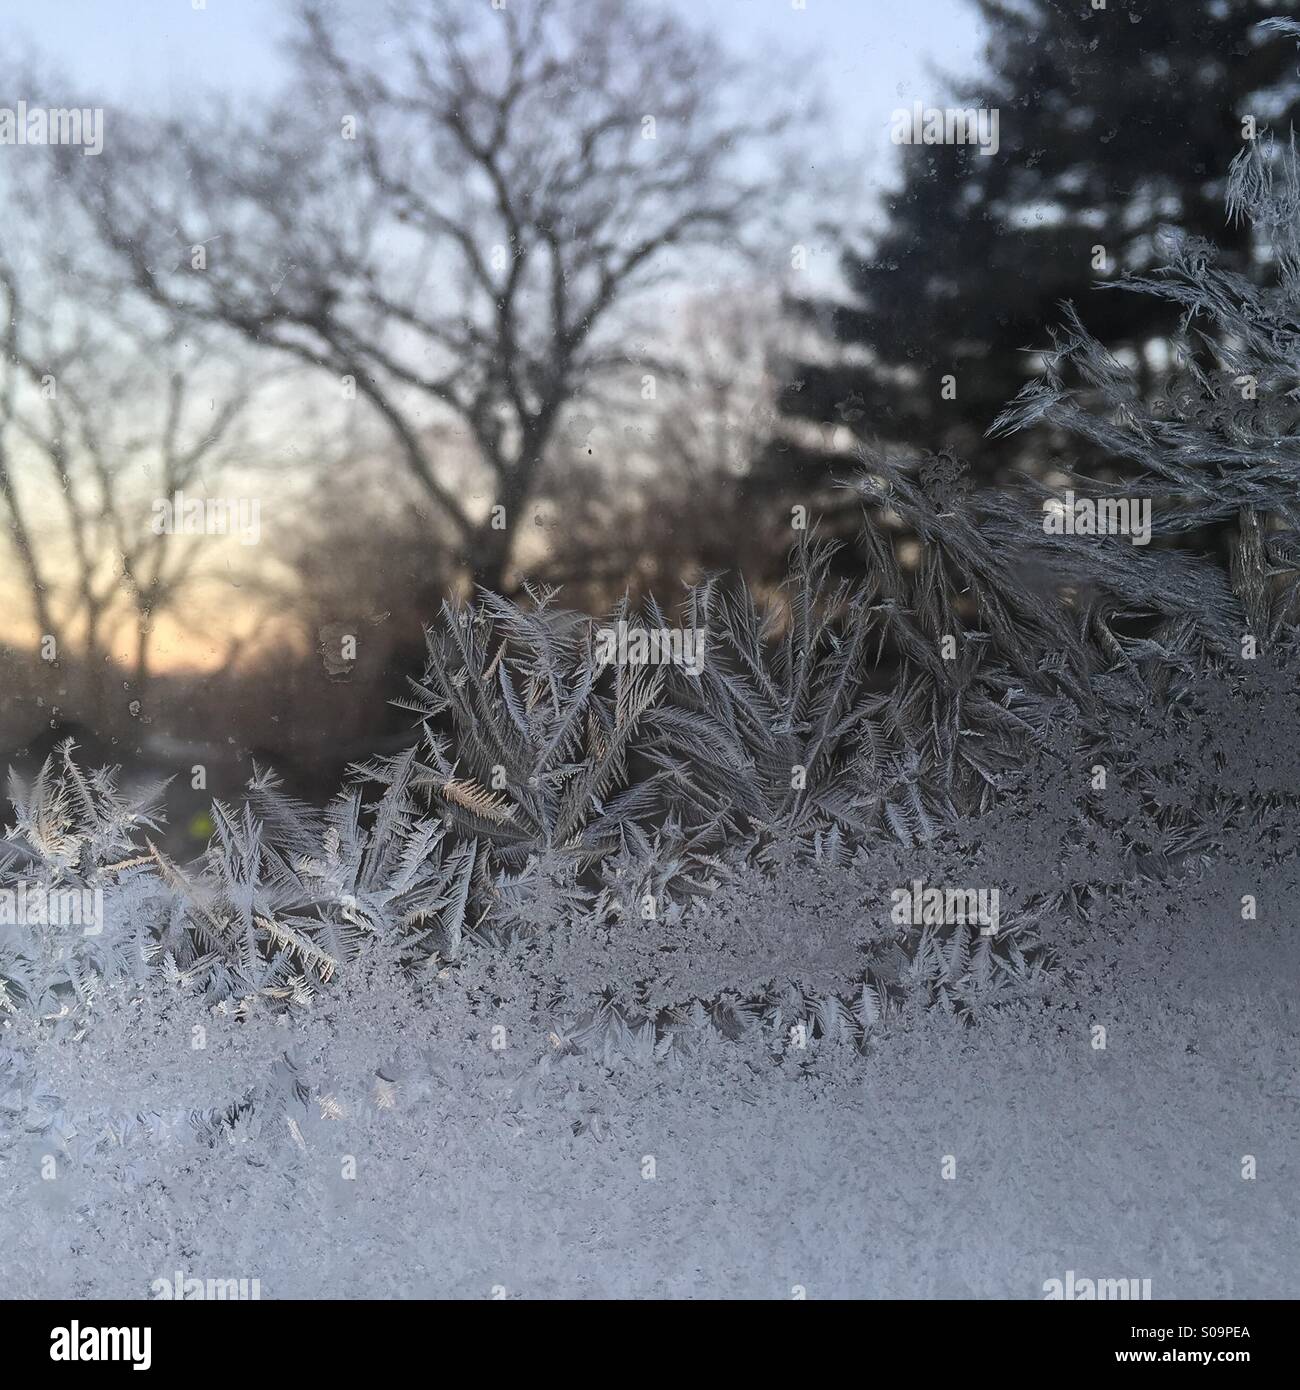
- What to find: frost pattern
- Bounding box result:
[5,127,1300,1300]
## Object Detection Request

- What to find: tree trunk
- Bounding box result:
[469,421,555,595]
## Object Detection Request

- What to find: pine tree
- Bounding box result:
[764,0,1300,540]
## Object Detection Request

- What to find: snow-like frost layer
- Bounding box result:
[4,904,1297,1300]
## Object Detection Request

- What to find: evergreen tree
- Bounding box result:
[763,0,1300,542]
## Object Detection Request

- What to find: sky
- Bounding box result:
[0,0,990,261]
[0,0,990,674]
[1,0,987,181]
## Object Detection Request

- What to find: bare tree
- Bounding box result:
[529,284,791,604]
[0,176,266,708]
[56,0,808,592]
[0,258,58,647]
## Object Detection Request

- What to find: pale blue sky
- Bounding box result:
[1,0,988,193]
